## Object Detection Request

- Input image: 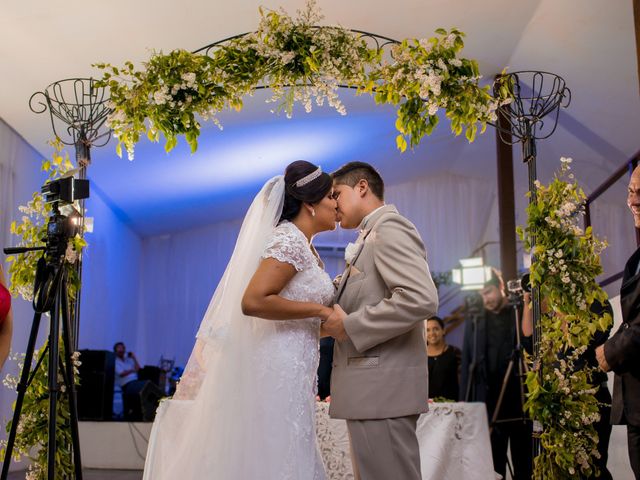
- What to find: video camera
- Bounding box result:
[506,273,531,302]
[41,176,89,259]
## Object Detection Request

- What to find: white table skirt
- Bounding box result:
[315,401,495,480]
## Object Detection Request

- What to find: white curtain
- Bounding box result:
[136,219,243,367]
[385,173,497,273]
[0,121,17,254]
[589,198,637,296]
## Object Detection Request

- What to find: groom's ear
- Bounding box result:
[357,179,369,198]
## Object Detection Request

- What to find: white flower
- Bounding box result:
[65,243,79,264]
[443,33,456,49]
[181,72,196,85]
[560,157,573,164]
[344,242,359,264]
[280,52,296,64]
[153,89,170,105]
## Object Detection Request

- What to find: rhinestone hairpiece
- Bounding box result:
[295,167,322,187]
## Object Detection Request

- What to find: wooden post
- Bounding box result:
[495,81,518,282]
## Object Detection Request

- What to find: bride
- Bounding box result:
[143,160,338,479]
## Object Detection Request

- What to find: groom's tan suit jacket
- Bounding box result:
[330,205,438,420]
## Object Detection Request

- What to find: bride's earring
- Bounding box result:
[311,209,316,217]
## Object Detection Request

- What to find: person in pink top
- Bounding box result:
[0,264,13,369]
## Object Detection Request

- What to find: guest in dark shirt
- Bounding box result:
[426,316,461,401]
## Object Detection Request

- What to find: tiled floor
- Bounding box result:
[8,469,143,479]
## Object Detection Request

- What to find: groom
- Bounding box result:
[323,162,438,480]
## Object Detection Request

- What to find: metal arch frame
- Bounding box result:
[29,78,112,154]
[193,28,400,57]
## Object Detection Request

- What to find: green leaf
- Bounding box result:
[164,136,177,153]
[396,134,407,152]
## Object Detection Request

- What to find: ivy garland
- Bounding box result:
[518,157,612,479]
[95,0,511,160]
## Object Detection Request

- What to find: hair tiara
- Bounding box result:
[294,167,322,188]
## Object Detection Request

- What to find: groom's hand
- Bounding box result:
[324,305,348,342]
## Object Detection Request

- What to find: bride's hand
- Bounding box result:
[318,305,333,322]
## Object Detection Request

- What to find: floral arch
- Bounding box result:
[96,2,511,160]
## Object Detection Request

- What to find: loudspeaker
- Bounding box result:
[123,380,164,422]
[77,349,115,421]
[138,365,163,386]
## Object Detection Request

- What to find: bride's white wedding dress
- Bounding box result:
[143,177,333,479]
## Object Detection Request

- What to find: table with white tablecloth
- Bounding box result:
[315,401,495,480]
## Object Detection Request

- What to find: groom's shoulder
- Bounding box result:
[376,209,418,234]
[373,209,426,247]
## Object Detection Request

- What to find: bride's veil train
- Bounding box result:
[143,175,289,479]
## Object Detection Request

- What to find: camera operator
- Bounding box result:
[460,268,533,479]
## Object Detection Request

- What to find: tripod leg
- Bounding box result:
[47,278,63,480]
[490,358,515,434]
[60,274,83,480]
[0,312,43,480]
[517,350,528,423]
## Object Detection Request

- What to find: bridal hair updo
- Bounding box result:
[279,160,333,223]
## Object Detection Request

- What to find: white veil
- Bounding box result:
[143,175,287,479]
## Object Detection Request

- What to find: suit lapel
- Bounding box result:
[622,247,640,288]
[335,235,368,303]
[334,205,398,304]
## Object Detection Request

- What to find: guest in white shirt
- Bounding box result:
[114,342,140,391]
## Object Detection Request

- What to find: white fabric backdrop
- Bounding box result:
[79,185,144,352]
[135,219,242,366]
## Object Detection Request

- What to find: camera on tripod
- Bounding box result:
[41,176,89,259]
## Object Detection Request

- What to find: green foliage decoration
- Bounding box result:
[95,0,511,160]
[517,157,612,479]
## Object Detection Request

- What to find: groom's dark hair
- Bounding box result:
[331,162,384,200]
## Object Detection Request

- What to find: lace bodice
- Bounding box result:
[262,221,335,308]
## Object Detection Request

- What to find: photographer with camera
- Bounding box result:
[460,268,533,480]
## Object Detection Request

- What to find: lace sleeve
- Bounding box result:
[262,222,312,272]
